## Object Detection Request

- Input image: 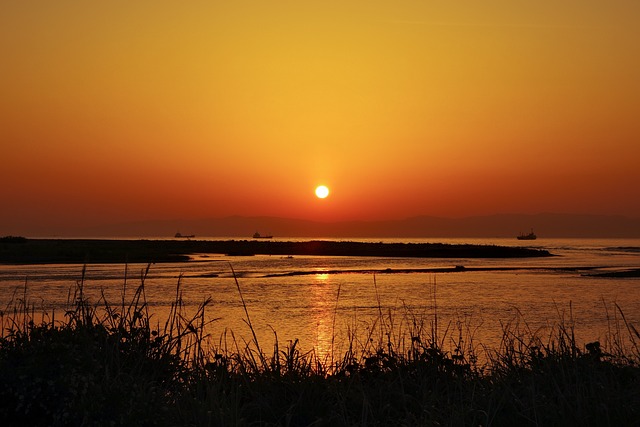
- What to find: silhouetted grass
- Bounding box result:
[1,268,639,426]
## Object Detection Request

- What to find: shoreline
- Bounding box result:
[255,265,607,278]
[0,238,552,264]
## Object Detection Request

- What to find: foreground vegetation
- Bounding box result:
[1,270,639,426]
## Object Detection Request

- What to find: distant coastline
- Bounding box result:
[0,238,551,264]
[12,212,639,239]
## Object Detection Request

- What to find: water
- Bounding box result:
[2,237,640,358]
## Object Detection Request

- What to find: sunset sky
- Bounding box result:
[2,1,639,234]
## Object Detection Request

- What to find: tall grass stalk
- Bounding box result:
[1,265,639,426]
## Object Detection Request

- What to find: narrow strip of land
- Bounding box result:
[254,265,603,278]
[0,238,552,264]
[583,268,640,278]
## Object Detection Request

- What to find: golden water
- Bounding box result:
[2,238,639,360]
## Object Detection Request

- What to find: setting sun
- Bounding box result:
[315,185,330,199]
[1,1,640,234]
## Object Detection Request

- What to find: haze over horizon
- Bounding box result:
[4,212,639,239]
[2,2,639,234]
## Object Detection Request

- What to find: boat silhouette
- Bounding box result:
[252,232,273,239]
[517,229,537,240]
[175,232,195,239]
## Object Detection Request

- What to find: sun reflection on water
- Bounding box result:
[308,272,336,360]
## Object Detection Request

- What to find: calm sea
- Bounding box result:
[2,237,640,358]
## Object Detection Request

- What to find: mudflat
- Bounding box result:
[0,238,551,264]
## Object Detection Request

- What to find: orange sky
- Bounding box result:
[2,1,640,234]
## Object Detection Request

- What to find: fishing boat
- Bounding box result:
[252,232,273,239]
[517,229,537,240]
[175,232,195,238]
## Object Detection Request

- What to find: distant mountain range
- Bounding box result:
[73,213,640,238]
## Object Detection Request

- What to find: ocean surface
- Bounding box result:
[2,237,640,359]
